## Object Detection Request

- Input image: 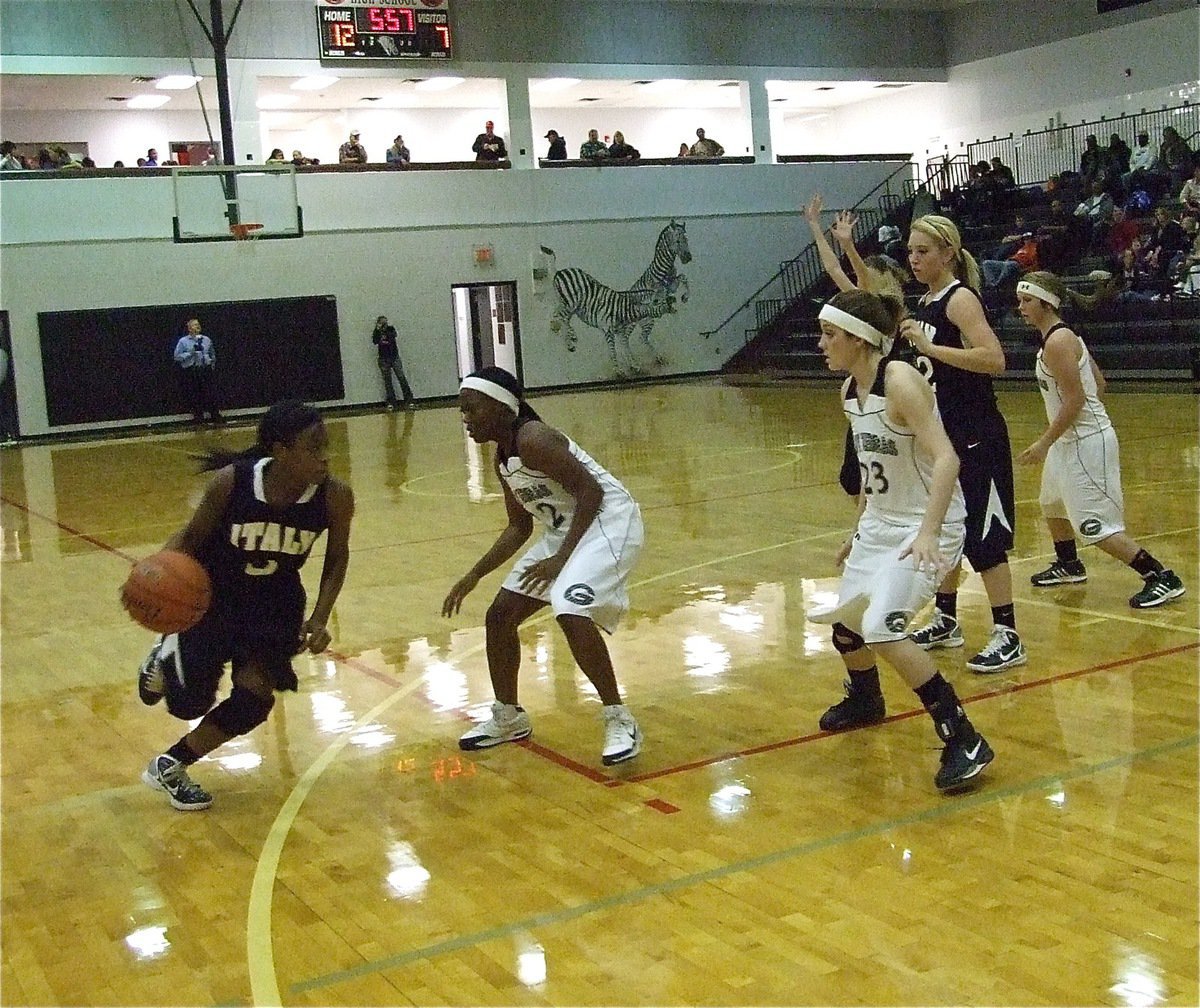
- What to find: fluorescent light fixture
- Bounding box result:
[533,77,580,92]
[155,75,201,90]
[256,94,299,109]
[127,94,171,109]
[414,76,465,91]
[291,75,338,91]
[792,113,830,123]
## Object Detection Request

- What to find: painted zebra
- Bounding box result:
[632,219,692,306]
[543,248,676,375]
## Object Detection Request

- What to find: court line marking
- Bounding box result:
[288,731,1199,996]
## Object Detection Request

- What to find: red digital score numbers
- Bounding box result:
[318,3,451,59]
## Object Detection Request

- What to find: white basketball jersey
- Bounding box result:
[1035,325,1112,441]
[499,436,635,533]
[845,366,966,527]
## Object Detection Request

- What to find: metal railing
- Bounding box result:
[954,102,1198,189]
[702,160,917,355]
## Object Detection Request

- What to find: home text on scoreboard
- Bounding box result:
[317,1,451,61]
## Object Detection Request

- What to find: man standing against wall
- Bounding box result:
[373,316,414,410]
[174,318,223,424]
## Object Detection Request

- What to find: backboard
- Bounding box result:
[171,164,303,243]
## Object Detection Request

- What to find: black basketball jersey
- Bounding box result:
[913,281,1003,446]
[198,458,329,608]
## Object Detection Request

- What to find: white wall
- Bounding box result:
[0,160,902,436]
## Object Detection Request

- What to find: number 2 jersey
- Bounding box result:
[196,457,330,625]
[498,426,638,537]
[844,362,965,528]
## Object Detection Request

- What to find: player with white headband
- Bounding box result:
[442,366,645,765]
[1015,271,1185,608]
[813,289,995,791]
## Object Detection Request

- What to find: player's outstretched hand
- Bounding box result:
[442,573,479,617]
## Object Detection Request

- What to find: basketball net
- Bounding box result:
[229,221,263,251]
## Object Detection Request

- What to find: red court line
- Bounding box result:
[1,494,137,562]
[619,640,1200,786]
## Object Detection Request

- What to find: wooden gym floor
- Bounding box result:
[1,378,1197,1007]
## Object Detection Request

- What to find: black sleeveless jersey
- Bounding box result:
[197,458,329,612]
[913,281,1003,447]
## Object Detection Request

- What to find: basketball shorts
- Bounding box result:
[956,426,1016,567]
[1040,428,1125,543]
[160,591,305,720]
[838,510,966,644]
[502,502,644,633]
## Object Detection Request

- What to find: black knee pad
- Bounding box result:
[966,546,1009,575]
[831,622,866,655]
[209,686,275,737]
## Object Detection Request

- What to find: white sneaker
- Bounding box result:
[601,705,642,766]
[459,702,532,751]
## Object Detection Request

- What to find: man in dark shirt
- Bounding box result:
[472,121,507,162]
[544,130,567,160]
[372,316,414,410]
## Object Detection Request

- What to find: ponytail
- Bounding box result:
[196,400,321,471]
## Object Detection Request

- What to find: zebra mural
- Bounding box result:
[543,220,693,375]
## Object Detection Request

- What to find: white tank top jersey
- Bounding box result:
[844,366,966,527]
[1035,327,1112,440]
[499,435,636,532]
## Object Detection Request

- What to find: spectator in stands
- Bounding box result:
[136,157,146,168]
[963,161,1002,223]
[980,230,1040,289]
[472,121,507,162]
[989,156,1015,188]
[1073,181,1115,252]
[579,129,608,160]
[338,131,367,164]
[291,149,313,166]
[1104,205,1141,271]
[0,141,21,170]
[80,156,95,169]
[1157,125,1193,189]
[1143,204,1189,284]
[1079,134,1104,190]
[608,131,640,160]
[877,222,905,262]
[544,130,567,160]
[144,147,159,167]
[386,135,411,165]
[113,160,126,169]
[1178,163,1200,213]
[1121,131,1157,194]
[266,148,286,163]
[689,128,724,158]
[1103,133,1131,187]
[677,143,690,158]
[1176,218,1200,295]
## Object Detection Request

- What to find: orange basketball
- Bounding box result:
[121,550,211,634]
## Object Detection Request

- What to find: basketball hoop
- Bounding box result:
[229,221,264,242]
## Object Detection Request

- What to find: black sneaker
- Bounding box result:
[142,754,213,811]
[909,610,964,650]
[965,626,1027,674]
[137,638,166,706]
[934,732,995,791]
[1030,559,1087,586]
[1129,569,1186,609]
[819,681,886,732]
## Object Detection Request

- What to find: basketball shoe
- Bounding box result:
[137,637,166,705]
[1030,559,1087,586]
[142,754,212,811]
[935,732,995,791]
[966,625,1027,673]
[819,680,886,732]
[601,705,642,765]
[909,610,964,650]
[1129,570,1185,609]
[459,702,533,751]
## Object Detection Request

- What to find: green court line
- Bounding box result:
[291,732,1198,995]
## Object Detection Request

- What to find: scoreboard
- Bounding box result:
[317,1,451,60]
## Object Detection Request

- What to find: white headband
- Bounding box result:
[460,376,520,413]
[1017,280,1061,309]
[818,303,887,349]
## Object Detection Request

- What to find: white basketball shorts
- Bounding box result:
[1039,428,1125,544]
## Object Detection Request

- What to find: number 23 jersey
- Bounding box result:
[844,363,965,528]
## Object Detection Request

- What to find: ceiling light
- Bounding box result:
[128,95,171,109]
[291,75,339,91]
[155,75,201,90]
[534,78,580,92]
[256,94,299,109]
[415,76,465,91]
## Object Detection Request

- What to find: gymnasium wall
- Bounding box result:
[0,159,905,437]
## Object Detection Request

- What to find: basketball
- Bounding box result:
[121,550,211,634]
